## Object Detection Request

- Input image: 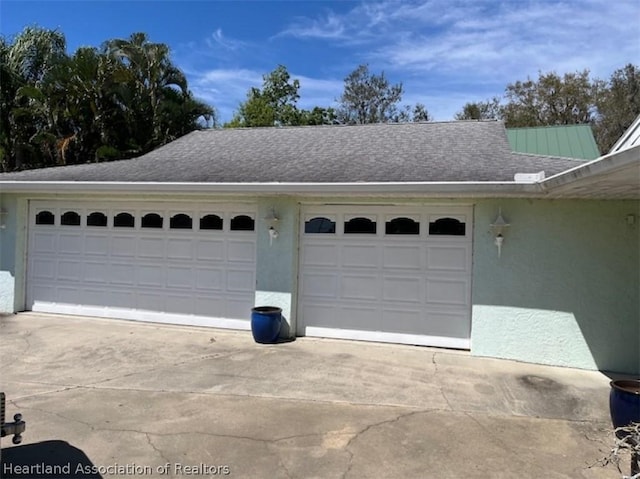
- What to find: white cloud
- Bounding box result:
[206,28,246,51]
[276,12,347,40]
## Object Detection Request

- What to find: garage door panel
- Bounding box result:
[111,291,136,309]
[195,268,223,290]
[164,295,194,314]
[167,266,195,288]
[111,236,136,257]
[196,240,225,261]
[382,245,422,269]
[226,298,253,318]
[137,292,166,312]
[33,233,57,253]
[421,311,470,338]
[84,262,108,283]
[167,239,194,260]
[194,296,225,316]
[139,237,165,258]
[340,306,382,331]
[302,244,339,267]
[59,234,83,254]
[342,245,378,268]
[226,269,254,292]
[426,278,468,305]
[302,273,338,298]
[426,245,469,271]
[84,235,109,256]
[341,275,379,300]
[138,265,165,287]
[30,284,56,302]
[57,260,83,281]
[82,289,109,307]
[383,277,422,302]
[31,259,56,280]
[382,309,424,334]
[109,263,136,285]
[301,303,340,329]
[227,241,256,263]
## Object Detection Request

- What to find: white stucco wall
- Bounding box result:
[471,199,640,374]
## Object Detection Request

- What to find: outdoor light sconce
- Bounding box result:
[264,207,279,246]
[490,208,510,258]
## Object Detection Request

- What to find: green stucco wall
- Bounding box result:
[471,199,640,374]
[254,198,300,337]
[1,193,638,373]
[0,194,25,313]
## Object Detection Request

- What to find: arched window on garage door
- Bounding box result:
[114,212,135,228]
[385,217,420,235]
[61,211,81,226]
[141,213,163,229]
[305,217,336,234]
[230,215,255,231]
[35,211,55,225]
[87,212,108,227]
[344,217,376,234]
[170,213,192,229]
[428,217,466,236]
[200,214,223,230]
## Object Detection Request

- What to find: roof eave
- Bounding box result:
[0,181,544,197]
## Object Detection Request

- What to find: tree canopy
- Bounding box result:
[0,27,214,171]
[455,65,640,153]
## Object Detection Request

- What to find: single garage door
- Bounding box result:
[27,201,257,329]
[299,205,473,349]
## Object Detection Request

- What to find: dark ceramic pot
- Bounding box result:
[609,380,640,430]
[250,306,282,344]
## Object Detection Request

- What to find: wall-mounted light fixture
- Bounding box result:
[0,208,7,229]
[264,207,279,246]
[490,208,510,258]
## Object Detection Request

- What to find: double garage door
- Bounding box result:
[26,201,472,349]
[27,201,257,329]
[298,205,473,349]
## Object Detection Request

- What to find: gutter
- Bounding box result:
[538,144,639,192]
[0,180,544,197]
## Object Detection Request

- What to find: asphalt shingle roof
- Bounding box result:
[0,121,583,183]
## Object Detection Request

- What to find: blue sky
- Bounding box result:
[1,0,638,124]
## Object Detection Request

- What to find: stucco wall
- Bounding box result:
[0,194,20,313]
[1,193,638,373]
[254,198,300,337]
[471,199,640,374]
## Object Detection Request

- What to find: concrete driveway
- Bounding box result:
[0,313,626,478]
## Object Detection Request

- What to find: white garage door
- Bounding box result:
[27,201,257,329]
[299,205,473,349]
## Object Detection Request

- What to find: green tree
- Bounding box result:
[593,64,640,152]
[0,27,214,171]
[338,64,403,124]
[226,65,301,127]
[455,98,502,120]
[502,70,594,127]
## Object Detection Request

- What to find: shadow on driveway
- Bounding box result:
[2,440,102,478]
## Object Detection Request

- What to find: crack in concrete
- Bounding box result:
[341,409,434,479]
[145,432,171,464]
[432,353,454,411]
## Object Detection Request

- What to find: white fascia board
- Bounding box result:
[539,144,640,191]
[0,180,543,197]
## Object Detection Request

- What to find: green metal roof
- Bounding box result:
[506,124,600,160]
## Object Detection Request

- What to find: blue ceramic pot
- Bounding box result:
[609,380,640,430]
[251,307,282,344]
